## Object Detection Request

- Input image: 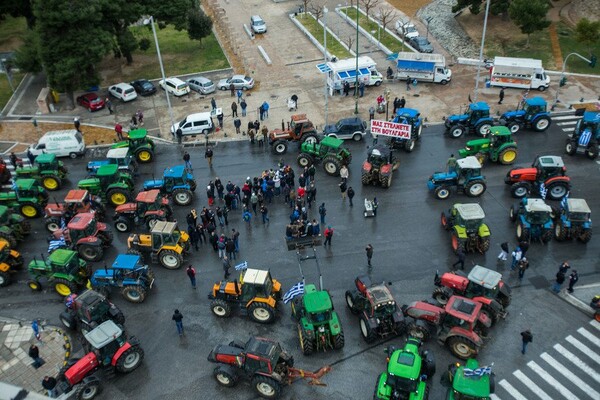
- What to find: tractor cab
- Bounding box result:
[106,148,136,171]
[302,286,333,324]
[96,164,120,187]
[148,165,194,191]
[485,126,513,147]
[14,179,42,200]
[290,114,314,137]
[150,221,184,251]
[65,190,93,208]
[522,97,547,120]
[35,153,61,170]
[574,111,600,138]
[467,265,502,299]
[467,102,490,122]
[83,320,127,364]
[64,213,99,243]
[453,203,485,233]
[523,198,552,225]
[456,157,482,183]
[135,190,169,215]
[442,296,483,332]
[564,198,591,222]
[448,358,494,399]
[395,108,421,124]
[34,249,84,275]
[112,128,155,163]
[70,290,114,325]
[241,336,285,374]
[125,128,149,148]
[364,284,397,319]
[239,268,276,302]
[367,146,392,167]
[533,155,566,181]
[109,254,150,281]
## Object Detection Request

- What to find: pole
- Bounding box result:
[553,52,592,110]
[324,7,329,126]
[354,5,359,115]
[473,0,490,103]
[149,16,175,137]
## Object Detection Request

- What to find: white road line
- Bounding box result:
[562,128,575,132]
[490,394,502,400]
[555,343,600,383]
[528,360,580,400]
[577,327,600,348]
[513,370,553,400]
[564,336,600,365]
[557,121,578,126]
[541,353,600,399]
[552,115,578,121]
[590,320,600,331]
[498,379,527,400]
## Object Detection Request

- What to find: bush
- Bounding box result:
[138,38,151,52]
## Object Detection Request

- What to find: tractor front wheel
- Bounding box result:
[27,280,42,291]
[433,287,452,305]
[298,324,314,355]
[107,189,131,206]
[509,204,518,222]
[542,229,553,243]
[248,302,275,324]
[480,236,491,252]
[334,329,345,349]
[498,147,518,165]
[54,279,77,297]
[0,271,10,287]
[122,285,147,303]
[59,312,75,330]
[448,124,465,138]
[434,185,451,200]
[447,336,478,360]
[361,172,370,185]
[546,182,569,201]
[19,202,41,218]
[323,156,341,176]
[465,180,486,197]
[301,133,319,144]
[507,121,520,134]
[252,375,282,399]
[271,140,288,155]
[42,175,61,191]
[159,250,182,270]
[146,217,162,230]
[476,122,492,136]
[173,189,193,206]
[586,141,598,160]
[73,379,102,400]
[135,148,154,163]
[380,172,392,188]
[450,233,461,253]
[115,345,144,373]
[359,316,377,343]
[440,211,450,230]
[213,366,238,387]
[211,299,232,318]
[78,245,103,262]
[565,140,577,155]
[517,223,530,242]
[114,218,132,233]
[345,290,359,314]
[481,305,499,325]
[510,182,530,198]
[407,321,430,341]
[579,228,592,243]
[554,221,568,241]
[297,153,314,168]
[404,139,416,153]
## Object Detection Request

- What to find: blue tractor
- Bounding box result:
[509,198,553,243]
[444,102,494,138]
[143,165,196,206]
[90,254,155,303]
[565,111,600,160]
[554,198,592,243]
[499,97,552,133]
[427,156,487,200]
[389,108,423,152]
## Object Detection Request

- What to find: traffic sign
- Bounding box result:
[316,63,332,73]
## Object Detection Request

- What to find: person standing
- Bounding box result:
[339,180,347,200]
[232,228,240,252]
[240,98,247,116]
[511,246,522,271]
[189,227,200,251]
[553,270,566,293]
[105,98,113,114]
[262,101,269,118]
[73,117,81,133]
[359,81,365,98]
[186,265,196,289]
[226,238,236,260]
[183,151,192,170]
[399,96,406,109]
[324,226,334,246]
[520,329,533,354]
[567,270,579,293]
[136,110,144,126]
[29,344,44,368]
[498,88,505,105]
[237,89,243,104]
[559,261,571,275]
[519,240,530,258]
[406,76,411,91]
[343,81,350,96]
[340,165,349,184]
[211,97,217,110]
[205,147,213,167]
[366,244,373,268]
[260,205,270,224]
[234,118,241,134]
[230,83,235,97]
[452,249,466,270]
[373,197,379,216]
[31,319,42,341]
[217,234,226,258]
[261,126,268,144]
[217,112,224,129]
[223,256,231,278]
[319,203,326,224]
[231,101,238,118]
[242,208,252,225]
[347,186,355,207]
[497,242,509,261]
[176,128,183,145]
[369,106,375,121]
[42,376,57,398]
[172,309,184,336]
[517,257,529,282]
[26,148,35,165]
[447,154,457,173]
[115,123,124,141]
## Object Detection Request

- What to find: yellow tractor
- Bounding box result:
[127,221,189,270]
[0,239,23,287]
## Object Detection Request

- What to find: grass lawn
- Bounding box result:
[342,7,407,54]
[0,72,24,110]
[0,16,27,110]
[296,14,352,59]
[556,22,600,74]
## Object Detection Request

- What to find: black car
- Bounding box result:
[323,117,367,141]
[408,36,433,53]
[130,79,157,96]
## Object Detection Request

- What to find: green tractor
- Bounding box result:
[290,283,344,355]
[458,126,518,165]
[77,164,134,207]
[27,249,92,297]
[14,153,68,191]
[0,204,31,247]
[0,239,24,287]
[441,203,491,253]
[296,136,352,176]
[0,178,48,218]
[443,359,495,400]
[373,337,436,400]
[111,128,155,163]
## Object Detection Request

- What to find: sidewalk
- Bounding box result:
[0,318,71,395]
[559,282,599,319]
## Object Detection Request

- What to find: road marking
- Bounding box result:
[498,379,527,399]
[490,394,502,400]
[513,370,553,400]
[555,343,600,383]
[557,121,578,126]
[528,360,580,400]
[552,115,579,121]
[577,327,600,348]
[562,128,575,132]
[590,320,600,331]
[540,353,600,399]
[564,336,600,365]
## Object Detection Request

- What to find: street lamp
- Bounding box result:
[144,16,175,138]
[552,52,593,110]
[324,7,329,126]
[473,0,491,103]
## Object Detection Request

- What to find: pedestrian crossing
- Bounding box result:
[554,113,582,135]
[492,320,600,400]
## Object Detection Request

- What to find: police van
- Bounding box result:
[28,130,86,159]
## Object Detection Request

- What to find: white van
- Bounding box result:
[28,130,86,159]
[159,77,190,97]
[170,112,215,136]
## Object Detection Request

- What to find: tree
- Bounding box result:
[14,30,42,73]
[311,4,324,22]
[145,0,195,30]
[301,0,312,15]
[359,0,380,21]
[451,0,510,16]
[187,7,212,45]
[98,0,144,64]
[377,7,398,35]
[574,18,600,54]
[508,0,551,46]
[0,0,35,28]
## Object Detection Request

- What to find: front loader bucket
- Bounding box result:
[287,365,332,386]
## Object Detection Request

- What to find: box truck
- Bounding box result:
[395,52,452,85]
[327,56,383,93]
[489,57,550,91]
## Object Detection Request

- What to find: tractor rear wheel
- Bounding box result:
[159,249,182,270]
[122,285,147,303]
[115,345,144,373]
[546,182,569,201]
[554,221,568,241]
[107,189,130,206]
[27,280,42,291]
[301,133,319,144]
[480,236,491,252]
[476,122,493,136]
[380,172,392,188]
[361,172,370,185]
[73,379,102,400]
[78,245,103,262]
[450,233,461,254]
[249,302,275,324]
[359,316,377,343]
[135,148,154,163]
[465,180,486,197]
[440,211,450,230]
[481,305,499,325]
[565,140,577,155]
[333,329,345,349]
[42,175,61,191]
[578,228,592,243]
[0,232,17,248]
[211,299,232,318]
[510,182,530,198]
[434,185,451,200]
[507,121,520,134]
[509,205,518,222]
[533,116,551,132]
[516,223,529,242]
[297,153,314,168]
[19,202,41,218]
[433,287,452,305]
[59,312,75,330]
[586,141,598,159]
[407,321,430,341]
[0,271,10,287]
[448,124,465,138]
[345,290,359,314]
[542,229,553,243]
[298,324,314,355]
[53,279,77,297]
[114,218,132,233]
[447,336,478,360]
[498,147,518,165]
[404,139,416,153]
[416,124,423,139]
[252,375,282,399]
[173,189,193,206]
[271,140,288,155]
[213,366,238,387]
[323,156,341,176]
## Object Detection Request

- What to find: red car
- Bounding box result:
[76,93,105,112]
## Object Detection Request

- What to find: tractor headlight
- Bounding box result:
[465,146,472,151]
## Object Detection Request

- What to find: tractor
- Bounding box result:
[504,155,570,200]
[49,212,113,262]
[554,197,592,243]
[443,359,495,400]
[444,102,494,138]
[373,337,436,400]
[441,203,491,254]
[126,221,190,270]
[388,107,423,152]
[90,254,155,303]
[269,114,319,155]
[509,198,554,243]
[0,204,31,247]
[113,189,173,233]
[209,268,282,324]
[403,295,492,359]
[565,110,600,159]
[143,165,196,206]
[433,265,511,324]
[427,157,487,200]
[290,283,344,355]
[87,147,137,176]
[345,275,407,343]
[14,153,68,191]
[0,178,48,218]
[361,145,399,188]
[111,128,155,163]
[0,239,24,287]
[296,136,352,176]
[78,164,134,207]
[458,126,518,165]
[44,189,106,232]
[59,289,125,335]
[208,336,331,399]
[27,249,91,296]
[499,96,552,133]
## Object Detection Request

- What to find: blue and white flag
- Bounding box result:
[539,183,547,200]
[283,281,305,304]
[235,261,248,271]
[48,236,66,253]
[579,128,592,147]
[463,365,492,377]
[561,191,570,210]
[60,217,67,230]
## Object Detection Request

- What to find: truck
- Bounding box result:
[488,57,550,91]
[327,56,383,93]
[395,52,452,85]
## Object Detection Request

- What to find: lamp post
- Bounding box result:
[473,0,490,103]
[385,88,391,120]
[552,52,593,110]
[144,16,174,138]
[337,4,341,36]
[324,7,329,126]
[425,17,433,40]
[354,4,359,115]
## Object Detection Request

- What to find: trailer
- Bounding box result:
[395,52,452,84]
[326,56,383,93]
[489,57,550,91]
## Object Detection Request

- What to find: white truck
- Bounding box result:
[489,57,550,91]
[326,56,383,93]
[395,21,419,39]
[395,52,452,85]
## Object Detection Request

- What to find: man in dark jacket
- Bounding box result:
[347,186,355,207]
[42,376,57,397]
[520,329,533,354]
[29,344,44,368]
[366,244,374,268]
[172,310,184,336]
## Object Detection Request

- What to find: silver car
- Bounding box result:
[217,75,255,91]
[187,76,215,95]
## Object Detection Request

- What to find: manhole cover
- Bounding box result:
[528,275,550,289]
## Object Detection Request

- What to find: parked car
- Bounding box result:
[250,15,267,34]
[217,75,254,91]
[409,36,433,53]
[187,76,215,95]
[76,93,105,112]
[159,77,190,97]
[108,83,138,102]
[395,21,419,39]
[323,117,367,141]
[130,79,157,96]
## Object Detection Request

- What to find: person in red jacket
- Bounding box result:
[324,226,334,246]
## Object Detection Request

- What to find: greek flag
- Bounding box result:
[561,191,570,210]
[60,218,66,230]
[539,183,547,200]
[234,261,248,271]
[579,128,592,147]
[464,365,492,377]
[48,236,66,253]
[283,281,304,304]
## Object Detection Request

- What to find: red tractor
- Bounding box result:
[504,155,570,200]
[361,145,399,188]
[433,265,511,324]
[402,296,492,360]
[44,189,106,232]
[208,336,331,399]
[113,189,173,233]
[49,213,113,262]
